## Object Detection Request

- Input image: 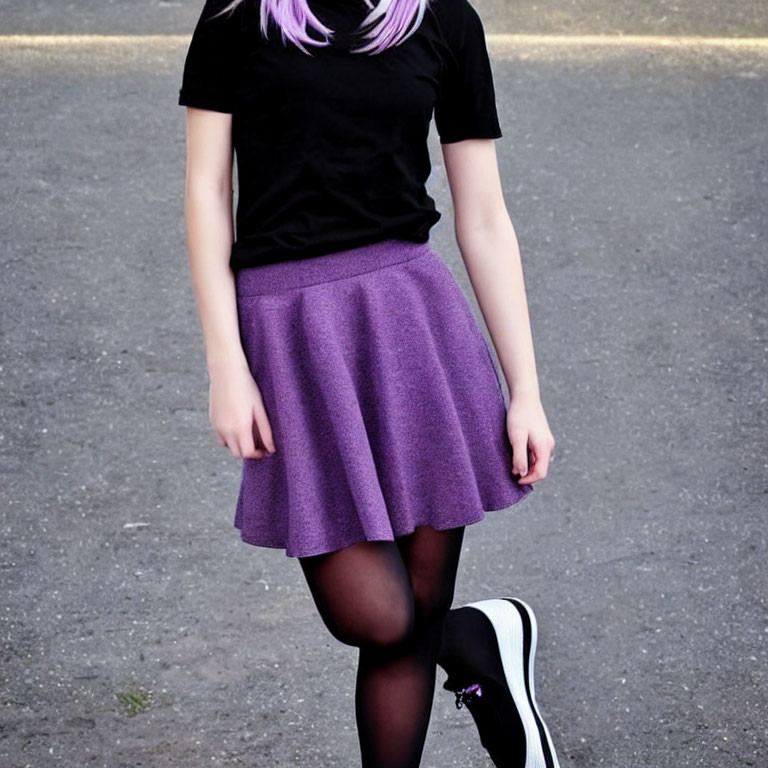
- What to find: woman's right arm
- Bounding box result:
[183,106,276,459]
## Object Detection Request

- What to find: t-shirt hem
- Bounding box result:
[229,232,432,271]
[178,89,235,114]
[439,129,503,144]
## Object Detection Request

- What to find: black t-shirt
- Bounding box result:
[178,0,502,270]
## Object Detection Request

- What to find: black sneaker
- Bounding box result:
[437,597,560,768]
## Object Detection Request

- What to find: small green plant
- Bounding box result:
[117,684,152,716]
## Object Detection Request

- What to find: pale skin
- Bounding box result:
[183,106,555,483]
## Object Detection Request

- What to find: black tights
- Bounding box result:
[298,524,465,768]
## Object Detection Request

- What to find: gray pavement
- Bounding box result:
[1,0,767,36]
[1,2,767,767]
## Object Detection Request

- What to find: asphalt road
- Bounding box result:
[1,0,767,35]
[1,2,767,767]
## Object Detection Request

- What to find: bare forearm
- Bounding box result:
[184,183,246,372]
[456,215,540,400]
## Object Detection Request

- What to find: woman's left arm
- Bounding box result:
[442,138,555,484]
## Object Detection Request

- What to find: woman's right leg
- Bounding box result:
[298,534,461,768]
[299,540,416,767]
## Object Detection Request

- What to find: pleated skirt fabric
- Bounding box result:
[233,238,533,558]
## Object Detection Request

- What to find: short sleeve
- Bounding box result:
[433,0,502,144]
[178,0,242,114]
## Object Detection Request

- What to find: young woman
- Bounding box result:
[178,0,558,766]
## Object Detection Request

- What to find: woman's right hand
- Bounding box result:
[208,358,276,459]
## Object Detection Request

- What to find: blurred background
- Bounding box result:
[1,1,766,766]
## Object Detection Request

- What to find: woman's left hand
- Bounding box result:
[505,393,556,484]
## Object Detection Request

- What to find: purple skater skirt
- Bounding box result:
[233,238,533,558]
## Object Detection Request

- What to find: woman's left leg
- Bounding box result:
[354,524,465,768]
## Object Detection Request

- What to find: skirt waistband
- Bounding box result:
[235,238,434,296]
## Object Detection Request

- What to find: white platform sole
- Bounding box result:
[465,598,560,768]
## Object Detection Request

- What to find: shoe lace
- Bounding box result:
[453,682,483,710]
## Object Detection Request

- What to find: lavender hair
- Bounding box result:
[213,0,431,56]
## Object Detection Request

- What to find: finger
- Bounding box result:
[221,431,239,453]
[225,427,248,459]
[533,439,553,471]
[243,440,269,459]
[517,457,540,484]
[253,406,276,454]
[518,443,551,484]
[517,447,538,483]
[242,440,268,460]
[236,424,261,460]
[509,431,529,477]
[245,411,269,458]
[227,434,243,459]
[517,467,542,484]
[242,414,272,460]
